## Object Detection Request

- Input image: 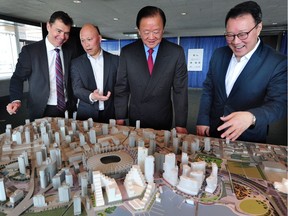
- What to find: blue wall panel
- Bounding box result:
[101,40,119,53]
[180,36,227,88]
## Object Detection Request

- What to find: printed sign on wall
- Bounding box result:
[187,49,204,71]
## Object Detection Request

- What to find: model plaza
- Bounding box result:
[0,114,287,216]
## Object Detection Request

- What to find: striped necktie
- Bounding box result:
[55,48,66,111]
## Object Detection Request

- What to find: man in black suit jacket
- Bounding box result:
[196,1,287,143]
[114,6,188,133]
[71,24,119,123]
[7,11,77,121]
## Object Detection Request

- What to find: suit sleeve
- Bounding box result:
[173,47,188,127]
[196,52,216,126]
[114,49,130,119]
[9,46,32,102]
[71,60,94,104]
[247,55,287,126]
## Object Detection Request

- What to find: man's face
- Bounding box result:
[225,14,262,59]
[46,19,71,47]
[138,14,164,49]
[80,25,102,58]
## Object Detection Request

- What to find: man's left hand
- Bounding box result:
[176,127,188,134]
[217,111,254,141]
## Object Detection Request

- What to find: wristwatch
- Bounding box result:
[252,115,256,126]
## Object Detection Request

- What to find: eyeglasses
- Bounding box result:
[224,23,258,41]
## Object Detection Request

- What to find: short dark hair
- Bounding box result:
[225,1,262,27]
[49,11,74,26]
[136,6,166,29]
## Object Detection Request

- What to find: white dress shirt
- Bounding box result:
[225,39,261,97]
[46,37,66,105]
[88,50,104,110]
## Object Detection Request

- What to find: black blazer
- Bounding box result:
[114,39,188,130]
[9,40,77,121]
[71,51,119,123]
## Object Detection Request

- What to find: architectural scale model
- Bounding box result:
[0,116,287,216]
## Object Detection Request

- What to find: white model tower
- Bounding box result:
[58,184,71,202]
[181,152,189,165]
[73,193,82,215]
[33,194,47,207]
[124,165,146,198]
[137,146,148,173]
[163,153,178,186]
[205,162,218,193]
[18,155,26,174]
[12,130,22,144]
[92,171,105,207]
[145,155,155,183]
[0,178,7,201]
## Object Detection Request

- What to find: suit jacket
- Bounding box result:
[71,51,119,123]
[9,40,77,121]
[197,41,287,143]
[114,39,188,130]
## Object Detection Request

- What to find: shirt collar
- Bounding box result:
[45,37,62,52]
[87,49,103,60]
[232,38,261,62]
[144,43,159,53]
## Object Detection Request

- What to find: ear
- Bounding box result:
[257,22,262,36]
[46,22,51,32]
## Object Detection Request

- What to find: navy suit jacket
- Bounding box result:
[197,41,287,143]
[114,39,188,130]
[71,51,119,123]
[9,40,77,121]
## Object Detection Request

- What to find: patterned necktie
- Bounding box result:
[55,48,66,111]
[147,48,154,75]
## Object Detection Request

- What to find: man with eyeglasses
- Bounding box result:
[114,6,188,133]
[197,1,287,143]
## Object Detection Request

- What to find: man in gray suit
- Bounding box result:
[114,6,188,133]
[7,11,77,121]
[197,1,287,143]
[71,24,119,123]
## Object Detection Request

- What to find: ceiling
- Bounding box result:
[0,0,286,40]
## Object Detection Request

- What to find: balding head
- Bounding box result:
[80,23,102,58]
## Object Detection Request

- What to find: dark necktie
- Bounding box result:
[55,48,66,112]
[147,48,154,75]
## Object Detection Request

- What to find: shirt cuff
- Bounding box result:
[89,93,97,103]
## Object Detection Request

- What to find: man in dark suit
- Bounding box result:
[71,24,119,123]
[114,6,188,133]
[7,11,77,121]
[197,1,287,143]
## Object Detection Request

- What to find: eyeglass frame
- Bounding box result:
[224,23,259,41]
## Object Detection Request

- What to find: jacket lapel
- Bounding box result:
[82,55,97,89]
[229,42,263,97]
[219,49,232,100]
[103,51,110,90]
[142,40,170,100]
[41,40,50,85]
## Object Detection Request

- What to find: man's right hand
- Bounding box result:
[196,125,210,137]
[6,101,21,115]
[116,119,125,125]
